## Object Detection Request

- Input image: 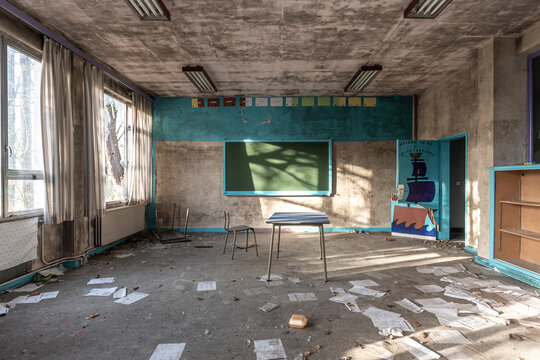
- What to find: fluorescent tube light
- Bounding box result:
[126,0,170,21]
[404,0,452,19]
[344,65,382,92]
[182,66,218,93]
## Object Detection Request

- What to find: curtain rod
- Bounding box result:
[0,0,153,102]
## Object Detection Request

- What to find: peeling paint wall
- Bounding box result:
[417,36,528,257]
[152,96,412,229]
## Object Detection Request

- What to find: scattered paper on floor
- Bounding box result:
[149,343,186,360]
[415,285,444,293]
[395,298,424,313]
[330,287,345,294]
[329,293,358,304]
[259,303,279,312]
[266,280,284,287]
[39,266,65,277]
[253,339,286,360]
[197,281,216,291]
[350,279,379,287]
[349,286,386,297]
[113,287,127,298]
[438,346,484,360]
[288,293,317,302]
[87,277,115,285]
[417,266,461,276]
[19,291,59,304]
[258,274,283,282]
[288,277,300,284]
[428,330,472,344]
[0,305,8,315]
[402,337,440,359]
[114,292,149,305]
[85,287,118,296]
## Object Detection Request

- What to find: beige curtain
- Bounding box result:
[127,93,152,204]
[83,61,106,217]
[40,38,74,224]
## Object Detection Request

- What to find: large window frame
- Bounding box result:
[0,36,44,218]
[104,89,132,209]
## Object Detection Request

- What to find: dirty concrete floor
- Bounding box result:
[1,232,539,359]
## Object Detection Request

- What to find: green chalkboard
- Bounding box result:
[224,141,332,196]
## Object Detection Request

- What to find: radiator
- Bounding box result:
[0,217,38,271]
[100,205,146,246]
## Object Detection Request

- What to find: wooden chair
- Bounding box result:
[223,211,258,259]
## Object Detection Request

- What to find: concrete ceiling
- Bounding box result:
[7,0,540,97]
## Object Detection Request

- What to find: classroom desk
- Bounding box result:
[265,212,330,282]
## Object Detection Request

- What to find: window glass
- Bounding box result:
[8,180,45,212]
[7,46,43,171]
[104,93,128,202]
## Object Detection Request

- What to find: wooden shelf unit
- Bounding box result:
[494,169,540,273]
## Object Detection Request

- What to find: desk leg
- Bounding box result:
[318,226,323,260]
[320,224,328,282]
[276,226,281,259]
[266,224,275,282]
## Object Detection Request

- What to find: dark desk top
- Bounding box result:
[266,212,330,225]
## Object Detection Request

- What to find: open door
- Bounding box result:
[392,140,440,240]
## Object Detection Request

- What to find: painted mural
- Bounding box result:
[392,140,439,238]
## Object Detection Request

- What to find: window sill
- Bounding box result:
[104,202,146,213]
[0,213,43,224]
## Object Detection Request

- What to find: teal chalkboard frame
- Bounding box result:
[223,140,332,196]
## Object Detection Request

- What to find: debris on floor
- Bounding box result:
[258,274,283,282]
[196,281,216,291]
[288,293,317,302]
[253,339,286,360]
[114,292,149,305]
[427,329,472,344]
[395,298,424,313]
[288,277,301,284]
[149,343,186,360]
[414,284,444,293]
[260,303,279,312]
[401,336,440,359]
[236,241,255,249]
[113,287,127,298]
[12,282,44,292]
[87,277,115,285]
[38,265,65,277]
[85,287,118,297]
[289,314,308,329]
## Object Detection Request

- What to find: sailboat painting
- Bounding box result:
[406,153,436,202]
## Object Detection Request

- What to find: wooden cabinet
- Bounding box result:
[492,166,540,274]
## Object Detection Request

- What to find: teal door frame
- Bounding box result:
[437,133,468,242]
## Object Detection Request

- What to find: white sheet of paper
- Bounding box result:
[13,283,43,292]
[254,339,287,360]
[349,279,379,287]
[255,97,268,107]
[424,307,459,318]
[428,330,472,344]
[39,267,65,276]
[362,306,401,320]
[285,97,295,106]
[244,97,252,107]
[363,344,395,360]
[395,298,424,313]
[149,343,186,360]
[455,315,496,331]
[270,97,283,106]
[258,274,283,282]
[85,287,117,296]
[330,287,345,294]
[416,298,451,308]
[444,286,477,302]
[288,293,317,302]
[20,294,42,304]
[329,293,358,304]
[114,292,148,305]
[372,317,415,332]
[7,296,28,308]
[39,291,59,300]
[259,303,279,312]
[197,281,216,291]
[113,287,127,298]
[438,346,483,360]
[345,300,362,312]
[402,337,440,360]
[0,305,8,315]
[349,286,386,297]
[288,277,301,284]
[415,285,444,293]
[266,280,285,287]
[87,277,115,285]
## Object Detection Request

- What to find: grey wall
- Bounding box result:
[155,141,396,230]
[417,36,529,257]
[450,138,466,229]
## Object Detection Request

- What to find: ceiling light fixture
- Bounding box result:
[125,0,170,21]
[404,0,452,19]
[344,65,382,92]
[182,66,217,93]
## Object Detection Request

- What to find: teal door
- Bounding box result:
[392,140,440,239]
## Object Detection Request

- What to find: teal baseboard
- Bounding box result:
[0,272,36,293]
[464,246,478,255]
[474,256,540,289]
[165,227,392,233]
[474,255,491,268]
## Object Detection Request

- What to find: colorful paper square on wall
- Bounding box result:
[349,97,362,106]
[302,97,314,106]
[333,97,346,107]
[318,97,330,106]
[286,97,299,106]
[270,97,283,107]
[255,97,268,107]
[364,97,377,107]
[192,98,204,108]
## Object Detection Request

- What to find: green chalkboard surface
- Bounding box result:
[224,141,332,196]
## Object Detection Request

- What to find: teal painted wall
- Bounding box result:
[153,96,413,142]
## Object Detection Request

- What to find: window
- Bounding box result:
[104,92,131,204]
[1,41,44,216]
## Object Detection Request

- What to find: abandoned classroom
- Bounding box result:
[1,1,540,359]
